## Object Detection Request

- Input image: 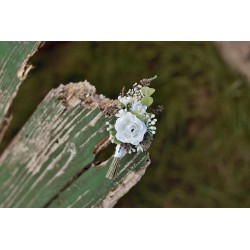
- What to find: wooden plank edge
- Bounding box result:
[0,41,42,142]
[96,159,150,208]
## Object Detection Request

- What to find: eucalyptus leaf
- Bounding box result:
[131,111,146,121]
[141,87,155,97]
[141,96,153,107]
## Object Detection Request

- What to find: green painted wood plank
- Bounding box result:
[0,81,150,207]
[48,153,149,208]
[0,41,41,141]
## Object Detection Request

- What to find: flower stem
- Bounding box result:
[106,144,125,180]
[106,157,120,180]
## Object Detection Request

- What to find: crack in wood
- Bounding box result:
[43,162,92,207]
[0,114,12,143]
[43,127,114,208]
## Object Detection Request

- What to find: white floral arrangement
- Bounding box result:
[105,76,161,180]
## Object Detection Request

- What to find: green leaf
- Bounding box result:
[113,138,122,145]
[141,96,153,107]
[141,87,155,96]
[130,111,146,121]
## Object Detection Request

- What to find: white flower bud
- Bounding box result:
[115,109,127,118]
[136,144,144,152]
[131,101,147,115]
[118,96,132,106]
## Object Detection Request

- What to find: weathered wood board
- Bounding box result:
[0,41,41,141]
[0,81,150,207]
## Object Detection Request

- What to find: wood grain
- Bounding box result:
[0,41,41,141]
[0,81,150,207]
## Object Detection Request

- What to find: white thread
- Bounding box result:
[114,144,125,158]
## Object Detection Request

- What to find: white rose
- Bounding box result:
[131,101,147,115]
[115,112,147,145]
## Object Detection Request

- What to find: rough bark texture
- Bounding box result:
[0,81,150,208]
[216,42,250,84]
[0,41,41,142]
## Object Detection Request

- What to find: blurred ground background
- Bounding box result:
[1,42,250,207]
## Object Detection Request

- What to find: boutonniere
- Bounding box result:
[105,76,162,179]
